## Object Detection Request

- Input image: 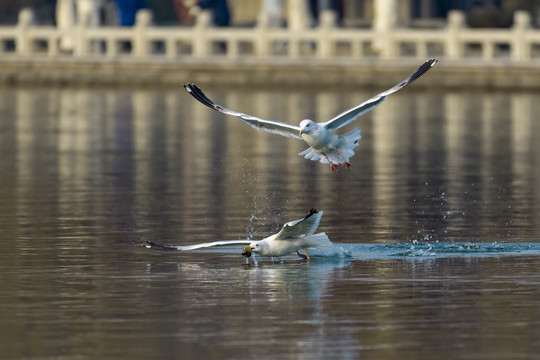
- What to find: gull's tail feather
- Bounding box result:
[299,147,325,163]
[303,232,332,248]
[338,127,361,162]
[342,127,361,144]
[298,128,361,164]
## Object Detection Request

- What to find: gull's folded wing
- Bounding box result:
[322,58,438,131]
[145,240,251,251]
[274,209,323,240]
[184,83,303,139]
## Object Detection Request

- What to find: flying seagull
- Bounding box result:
[145,209,331,261]
[183,58,438,172]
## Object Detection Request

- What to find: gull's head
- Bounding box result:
[241,242,262,257]
[299,119,316,135]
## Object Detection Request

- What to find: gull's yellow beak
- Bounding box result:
[242,246,254,258]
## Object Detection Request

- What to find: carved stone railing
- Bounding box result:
[1,8,539,62]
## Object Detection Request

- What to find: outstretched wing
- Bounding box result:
[184,83,303,139]
[145,240,251,251]
[322,58,438,131]
[274,208,323,240]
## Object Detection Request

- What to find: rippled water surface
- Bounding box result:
[1,85,539,359]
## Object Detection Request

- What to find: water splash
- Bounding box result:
[245,213,258,240]
[346,242,540,260]
[394,244,437,257]
[309,244,353,258]
[239,160,291,239]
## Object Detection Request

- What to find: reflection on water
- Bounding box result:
[0,86,539,359]
[1,86,539,244]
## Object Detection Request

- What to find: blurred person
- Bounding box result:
[184,0,230,27]
[173,0,196,25]
[113,0,146,26]
[77,0,103,53]
[77,0,101,26]
[185,0,230,54]
[102,0,119,25]
[261,0,286,52]
[308,0,343,26]
[262,0,282,28]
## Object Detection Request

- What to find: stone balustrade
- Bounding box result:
[1,8,540,63]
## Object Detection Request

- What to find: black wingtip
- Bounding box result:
[407,58,438,85]
[182,82,220,110]
[426,58,438,70]
[145,240,176,251]
[304,208,319,220]
[145,240,159,248]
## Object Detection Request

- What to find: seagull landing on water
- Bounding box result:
[183,58,438,172]
[145,209,331,262]
[240,208,329,260]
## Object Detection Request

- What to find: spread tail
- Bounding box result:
[298,128,361,164]
[303,232,332,248]
[342,127,361,144]
[337,127,361,162]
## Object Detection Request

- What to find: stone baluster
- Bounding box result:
[512,11,531,61]
[256,10,270,57]
[372,0,397,59]
[134,9,153,57]
[16,8,34,55]
[318,10,336,59]
[287,0,309,59]
[445,10,465,60]
[193,10,211,58]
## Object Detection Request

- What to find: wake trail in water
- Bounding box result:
[337,242,540,260]
[145,241,540,260]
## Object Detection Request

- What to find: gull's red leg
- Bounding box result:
[324,154,339,173]
[336,152,351,170]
